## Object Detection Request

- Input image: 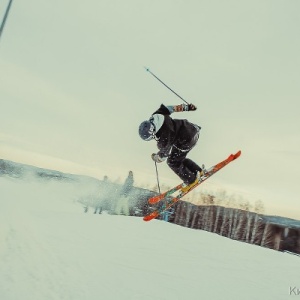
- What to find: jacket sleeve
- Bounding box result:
[153,104,189,115]
[152,104,171,115]
[155,114,174,158]
[157,144,172,159]
[167,104,190,113]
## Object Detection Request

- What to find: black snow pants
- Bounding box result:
[167,126,202,184]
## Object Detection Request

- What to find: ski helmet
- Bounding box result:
[139,119,155,141]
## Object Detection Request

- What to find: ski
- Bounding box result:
[148,183,183,204]
[143,150,241,222]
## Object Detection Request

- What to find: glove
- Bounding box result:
[188,103,197,111]
[151,153,166,163]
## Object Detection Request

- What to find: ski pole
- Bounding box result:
[154,162,161,194]
[144,67,190,105]
[0,0,14,41]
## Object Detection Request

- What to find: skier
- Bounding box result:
[138,103,203,192]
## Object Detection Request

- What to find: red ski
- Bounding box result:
[148,183,183,204]
[143,150,241,222]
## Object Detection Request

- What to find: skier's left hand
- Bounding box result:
[151,153,166,163]
[188,103,197,111]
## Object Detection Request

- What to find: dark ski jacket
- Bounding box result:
[152,104,201,158]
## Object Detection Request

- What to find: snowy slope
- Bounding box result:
[0,176,299,300]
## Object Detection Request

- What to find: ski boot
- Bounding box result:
[181,171,202,193]
[201,164,207,177]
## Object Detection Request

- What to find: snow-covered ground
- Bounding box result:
[0,176,299,300]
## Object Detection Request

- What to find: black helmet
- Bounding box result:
[139,119,155,141]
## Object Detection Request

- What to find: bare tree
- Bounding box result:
[254,200,265,214]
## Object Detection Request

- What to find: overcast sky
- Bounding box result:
[1,0,299,219]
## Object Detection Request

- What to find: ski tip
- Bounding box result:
[233,150,241,159]
[143,211,159,222]
[143,215,155,222]
[148,195,162,204]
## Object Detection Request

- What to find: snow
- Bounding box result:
[0,176,299,300]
